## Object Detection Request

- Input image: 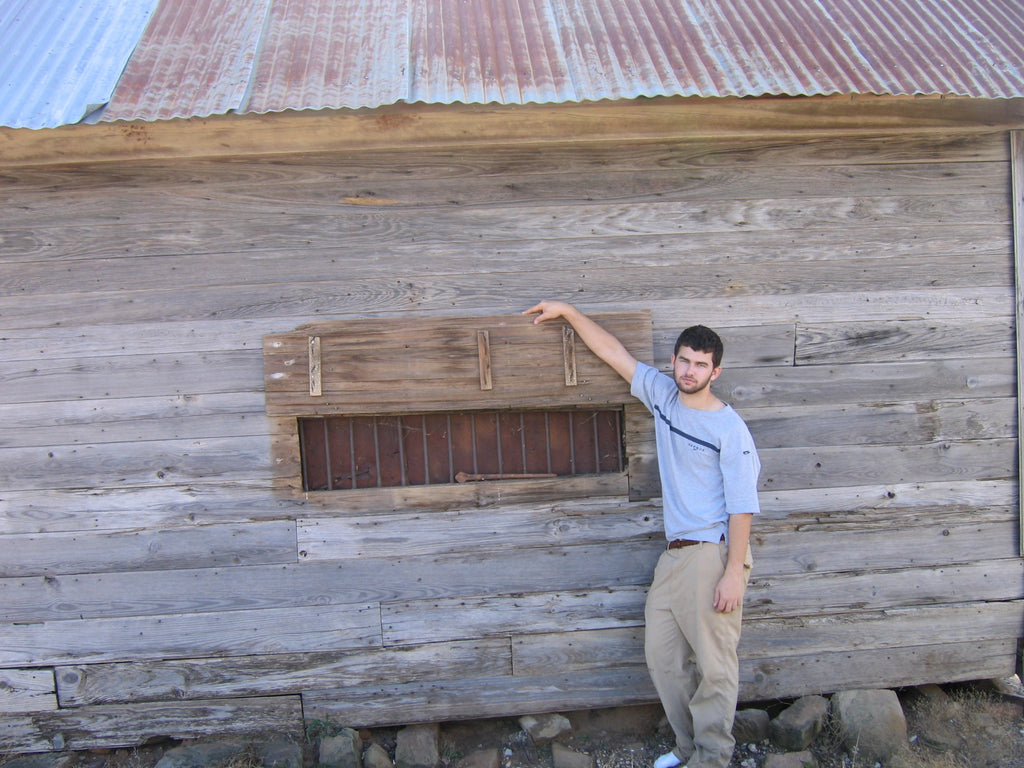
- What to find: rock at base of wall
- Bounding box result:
[829,689,907,764]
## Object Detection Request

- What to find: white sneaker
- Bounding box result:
[653,752,682,768]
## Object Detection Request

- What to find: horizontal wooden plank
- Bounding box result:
[3,154,1008,242]
[752,516,1020,576]
[3,222,1010,295]
[760,505,1017,543]
[0,435,271,492]
[743,599,1024,658]
[382,587,647,646]
[287,466,631,507]
[0,389,267,451]
[2,246,1011,332]
[796,318,1016,365]
[0,135,1007,207]
[719,355,1016,408]
[0,695,303,754]
[56,638,512,707]
[1,473,1007,542]
[302,666,657,728]
[758,478,1016,523]
[746,558,1024,620]
[744,397,1015,450]
[649,286,1014,329]
[0,350,263,405]
[759,438,1017,491]
[512,628,647,676]
[298,502,663,561]
[0,541,663,624]
[744,637,1018,700]
[0,484,311,536]
[0,476,629,537]
[8,133,1012,195]
[512,600,1024,680]
[0,410,267,451]
[0,520,297,577]
[2,146,1007,233]
[0,668,57,713]
[0,318,284,361]
[7,95,1023,168]
[0,603,382,666]
[0,390,265,430]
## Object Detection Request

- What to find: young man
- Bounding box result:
[525,301,760,768]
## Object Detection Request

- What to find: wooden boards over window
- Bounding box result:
[263,311,656,504]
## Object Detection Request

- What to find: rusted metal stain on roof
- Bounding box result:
[100,0,272,123]
[247,0,409,113]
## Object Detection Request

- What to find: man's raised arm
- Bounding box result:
[524,301,638,384]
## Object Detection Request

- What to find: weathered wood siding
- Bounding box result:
[1,123,1021,752]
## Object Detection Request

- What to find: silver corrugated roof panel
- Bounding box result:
[2,0,1023,130]
[0,0,159,129]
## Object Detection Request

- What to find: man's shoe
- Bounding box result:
[653,752,682,768]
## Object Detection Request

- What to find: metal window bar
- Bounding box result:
[298,408,624,492]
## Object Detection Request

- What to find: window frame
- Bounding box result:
[263,311,656,510]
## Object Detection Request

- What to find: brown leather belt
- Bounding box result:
[667,535,724,550]
[667,538,701,549]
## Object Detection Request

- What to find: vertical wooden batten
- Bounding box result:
[308,336,322,397]
[477,330,493,391]
[563,327,578,387]
[1012,130,1024,556]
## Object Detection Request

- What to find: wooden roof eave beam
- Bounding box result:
[3,94,1024,167]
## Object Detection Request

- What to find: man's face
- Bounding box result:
[671,345,721,395]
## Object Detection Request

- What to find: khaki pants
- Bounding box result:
[644,541,751,768]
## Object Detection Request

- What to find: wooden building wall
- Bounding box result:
[1,110,1022,752]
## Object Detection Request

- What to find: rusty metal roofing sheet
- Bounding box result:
[246,0,409,113]
[0,0,159,129]
[2,0,1023,130]
[98,0,273,123]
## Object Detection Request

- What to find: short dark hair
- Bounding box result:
[673,325,723,368]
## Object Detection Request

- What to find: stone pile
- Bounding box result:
[216,687,906,768]
[5,683,1014,768]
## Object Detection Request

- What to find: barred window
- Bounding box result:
[298,409,624,491]
[264,312,655,506]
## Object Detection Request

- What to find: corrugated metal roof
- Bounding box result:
[0,0,160,129]
[98,0,272,123]
[2,0,1023,130]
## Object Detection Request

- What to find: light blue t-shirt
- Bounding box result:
[631,361,761,543]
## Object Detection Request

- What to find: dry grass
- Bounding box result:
[898,684,1024,768]
[798,682,1024,768]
